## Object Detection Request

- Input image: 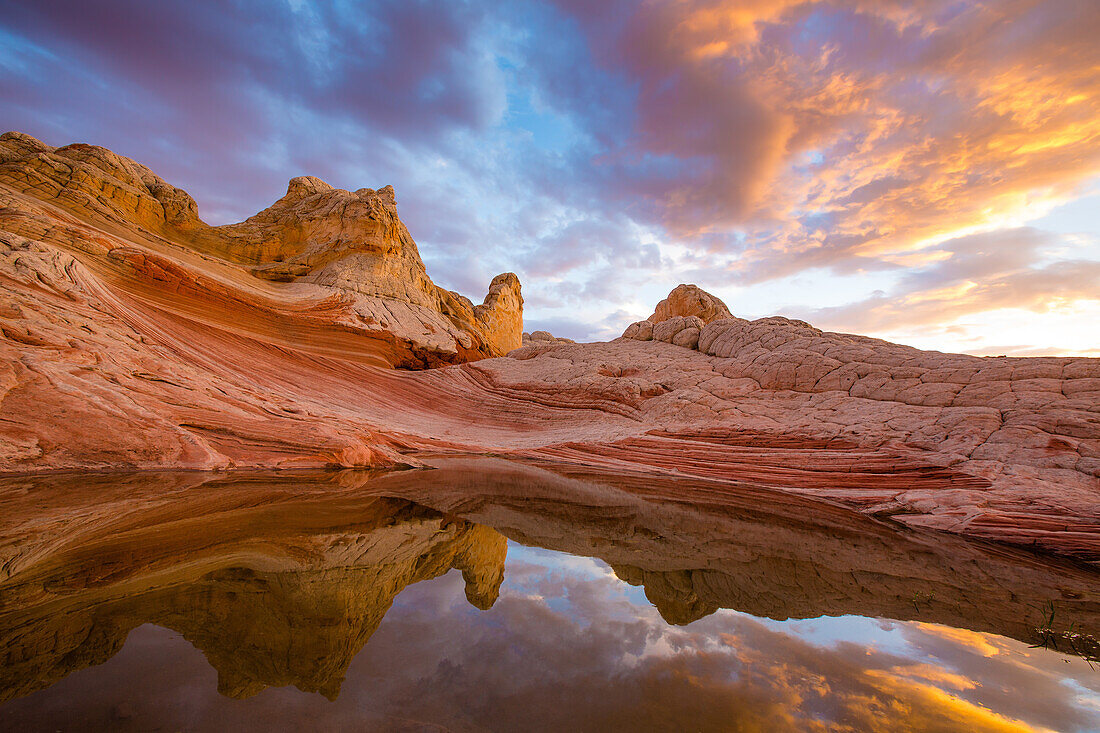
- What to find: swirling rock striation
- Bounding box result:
[0,131,522,366]
[0,133,1097,561]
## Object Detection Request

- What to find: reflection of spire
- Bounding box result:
[612,565,718,626]
[0,495,507,703]
[456,525,508,611]
[369,457,1100,650]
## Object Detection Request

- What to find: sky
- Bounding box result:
[1,0,1098,355]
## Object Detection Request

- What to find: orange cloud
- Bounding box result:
[911,623,1004,658]
[600,0,1100,281]
[797,227,1100,348]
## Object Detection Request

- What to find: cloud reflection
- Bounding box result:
[3,543,1096,732]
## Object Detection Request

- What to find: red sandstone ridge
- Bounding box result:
[1,133,1097,562]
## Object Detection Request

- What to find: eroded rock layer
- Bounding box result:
[0,133,1097,561]
[0,131,522,367]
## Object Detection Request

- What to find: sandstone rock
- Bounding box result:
[0,133,203,233]
[0,134,1097,563]
[522,329,575,346]
[650,315,704,346]
[622,320,654,341]
[475,273,524,353]
[0,131,521,365]
[672,327,701,349]
[648,283,732,324]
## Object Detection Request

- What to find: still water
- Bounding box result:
[1,458,1097,731]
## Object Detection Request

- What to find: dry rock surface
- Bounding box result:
[521,330,575,346]
[0,131,521,367]
[648,283,732,324]
[0,132,1097,562]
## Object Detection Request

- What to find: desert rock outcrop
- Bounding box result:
[0,131,521,366]
[622,315,704,348]
[521,330,575,346]
[647,283,732,324]
[1,135,1097,562]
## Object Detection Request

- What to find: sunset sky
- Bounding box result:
[2,0,1097,354]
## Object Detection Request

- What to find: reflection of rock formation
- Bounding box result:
[160,528,503,700]
[2,461,1098,704]
[372,457,1100,644]
[0,476,505,702]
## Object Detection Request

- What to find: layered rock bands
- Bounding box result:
[1,132,1097,562]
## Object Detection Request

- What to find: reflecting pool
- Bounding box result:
[1,457,1097,731]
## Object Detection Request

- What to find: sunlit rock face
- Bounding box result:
[648,283,732,324]
[0,135,1097,562]
[0,131,522,365]
[0,474,506,702]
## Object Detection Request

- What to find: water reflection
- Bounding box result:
[1,458,1097,731]
[0,490,505,703]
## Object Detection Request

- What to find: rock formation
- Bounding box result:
[647,283,732,324]
[0,131,522,367]
[622,282,732,347]
[521,330,575,346]
[624,315,705,348]
[0,133,1097,562]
